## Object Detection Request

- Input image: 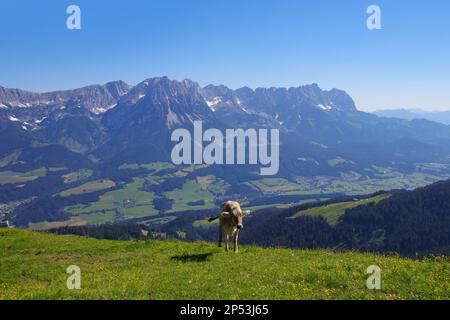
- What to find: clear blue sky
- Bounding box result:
[1,0,449,111]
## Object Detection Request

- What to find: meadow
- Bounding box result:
[1,229,449,300]
[293,194,391,226]
[0,167,47,185]
[56,179,116,197]
[64,178,158,224]
[62,169,93,184]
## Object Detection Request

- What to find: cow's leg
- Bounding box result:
[233,230,240,254]
[225,234,230,252]
[218,225,223,247]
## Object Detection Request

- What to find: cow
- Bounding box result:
[207,201,250,253]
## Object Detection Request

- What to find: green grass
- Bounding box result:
[164,179,220,212]
[328,157,354,167]
[0,150,22,167]
[65,178,158,223]
[246,169,448,197]
[56,179,116,197]
[119,162,175,171]
[288,168,450,196]
[140,216,177,225]
[293,194,391,226]
[248,178,302,194]
[62,169,93,184]
[0,229,449,300]
[80,211,117,225]
[48,167,67,172]
[243,199,325,213]
[415,163,449,172]
[28,216,87,230]
[62,171,227,227]
[0,167,47,185]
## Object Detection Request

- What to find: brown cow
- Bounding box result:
[207,201,250,253]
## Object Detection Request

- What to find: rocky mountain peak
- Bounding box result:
[0,81,132,114]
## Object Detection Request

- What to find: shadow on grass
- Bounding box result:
[170,253,214,263]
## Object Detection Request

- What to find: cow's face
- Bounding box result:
[232,209,250,230]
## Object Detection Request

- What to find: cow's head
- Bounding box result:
[222,207,250,230]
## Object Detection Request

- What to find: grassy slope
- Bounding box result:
[1,229,449,300]
[57,179,116,197]
[293,194,391,225]
[0,167,47,185]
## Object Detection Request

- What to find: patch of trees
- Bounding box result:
[242,215,334,249]
[20,144,95,169]
[13,198,72,227]
[153,197,174,213]
[153,214,217,242]
[241,183,450,256]
[143,176,185,193]
[187,200,205,206]
[98,166,140,184]
[0,173,66,203]
[335,181,450,255]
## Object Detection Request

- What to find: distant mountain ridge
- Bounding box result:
[0,80,131,114]
[0,77,366,166]
[374,108,450,125]
[0,78,356,117]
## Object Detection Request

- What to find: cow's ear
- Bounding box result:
[220,212,231,218]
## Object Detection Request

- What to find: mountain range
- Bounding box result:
[374,108,450,125]
[2,77,450,228]
[3,77,450,172]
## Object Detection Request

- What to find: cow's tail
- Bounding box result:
[204,216,220,222]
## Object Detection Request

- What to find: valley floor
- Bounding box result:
[0,229,449,300]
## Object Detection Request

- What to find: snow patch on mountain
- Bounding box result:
[35,117,47,124]
[92,107,107,114]
[92,103,117,115]
[241,106,250,114]
[317,104,333,111]
[8,115,20,122]
[205,97,221,111]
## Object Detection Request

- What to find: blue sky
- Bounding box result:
[0,0,449,111]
